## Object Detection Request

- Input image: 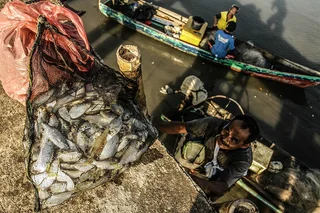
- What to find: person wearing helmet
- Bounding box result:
[209,21,236,59]
[213,4,239,30]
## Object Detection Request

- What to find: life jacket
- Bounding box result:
[217,11,237,30]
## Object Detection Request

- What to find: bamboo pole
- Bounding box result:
[236,179,284,213]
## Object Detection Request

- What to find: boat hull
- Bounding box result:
[99,0,320,88]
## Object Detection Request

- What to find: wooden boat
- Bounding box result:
[99,0,320,88]
[160,95,318,213]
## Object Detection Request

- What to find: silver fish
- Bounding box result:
[52,86,85,112]
[92,160,120,170]
[33,160,58,189]
[38,189,51,200]
[57,151,82,163]
[119,142,148,165]
[55,82,69,97]
[79,167,105,183]
[69,102,91,119]
[57,169,74,191]
[86,90,99,97]
[43,191,73,208]
[99,134,119,160]
[117,134,138,152]
[33,88,55,108]
[124,118,146,131]
[85,104,105,115]
[50,182,67,194]
[61,169,83,179]
[32,172,48,186]
[39,160,59,190]
[76,131,88,153]
[39,175,56,190]
[42,123,69,150]
[46,100,57,110]
[60,159,94,172]
[137,130,149,142]
[33,137,54,173]
[133,118,147,130]
[122,111,132,121]
[35,107,49,135]
[66,139,79,152]
[110,103,124,115]
[109,116,123,136]
[48,113,59,128]
[82,114,116,128]
[58,107,72,123]
[75,180,95,191]
[79,122,96,135]
[58,118,71,137]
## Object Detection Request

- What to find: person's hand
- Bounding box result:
[213,23,217,29]
[160,85,174,95]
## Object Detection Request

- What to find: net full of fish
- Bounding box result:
[17,10,158,210]
[26,79,157,209]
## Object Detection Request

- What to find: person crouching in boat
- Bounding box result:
[213,4,239,30]
[155,115,260,200]
[209,21,236,59]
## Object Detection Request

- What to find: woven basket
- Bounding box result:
[116,45,141,74]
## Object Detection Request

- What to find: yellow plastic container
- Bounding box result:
[180,16,208,46]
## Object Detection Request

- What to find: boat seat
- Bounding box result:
[180,16,208,46]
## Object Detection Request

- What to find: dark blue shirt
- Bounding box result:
[211,30,235,59]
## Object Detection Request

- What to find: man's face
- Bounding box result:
[217,120,250,150]
[229,8,238,16]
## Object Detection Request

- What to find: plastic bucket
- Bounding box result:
[116,44,141,79]
[191,16,205,30]
[218,199,259,213]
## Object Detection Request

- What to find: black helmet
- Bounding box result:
[226,21,236,32]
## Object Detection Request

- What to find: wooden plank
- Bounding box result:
[155,10,185,26]
[151,15,174,26]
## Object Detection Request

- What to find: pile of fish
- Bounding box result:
[27,80,157,208]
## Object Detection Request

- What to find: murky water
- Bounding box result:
[71,0,320,169]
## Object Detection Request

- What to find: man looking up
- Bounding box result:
[156,114,260,199]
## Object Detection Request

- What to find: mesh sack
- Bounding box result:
[0,0,93,104]
[16,3,157,211]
